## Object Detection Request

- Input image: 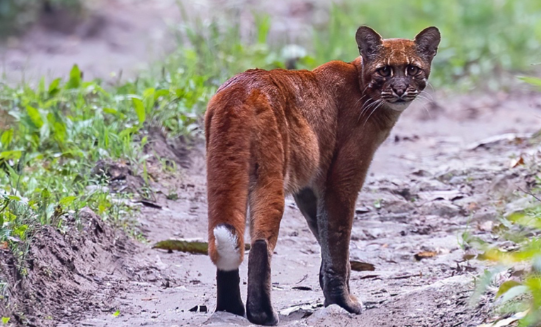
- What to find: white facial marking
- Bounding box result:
[386,101,412,112]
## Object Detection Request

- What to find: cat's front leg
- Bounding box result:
[316,162,366,314]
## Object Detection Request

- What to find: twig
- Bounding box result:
[296,274,308,284]
[518,187,541,202]
[389,273,421,280]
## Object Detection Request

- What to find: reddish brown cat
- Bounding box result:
[205,26,440,325]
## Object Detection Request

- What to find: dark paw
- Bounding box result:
[216,269,245,317]
[325,294,362,314]
[246,305,279,326]
[216,302,245,317]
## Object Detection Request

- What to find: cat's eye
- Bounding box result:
[407,65,420,75]
[377,66,391,77]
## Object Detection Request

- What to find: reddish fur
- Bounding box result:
[205,26,440,322]
[206,57,401,258]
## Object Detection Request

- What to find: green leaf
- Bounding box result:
[519,76,541,87]
[0,151,22,160]
[113,310,120,317]
[132,98,146,124]
[2,317,10,324]
[154,89,170,100]
[38,77,45,96]
[26,106,43,128]
[0,129,13,147]
[498,285,529,304]
[66,65,82,89]
[496,280,522,298]
[13,224,28,239]
[48,78,61,96]
[59,196,77,207]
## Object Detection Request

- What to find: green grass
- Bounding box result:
[308,0,541,90]
[0,62,212,248]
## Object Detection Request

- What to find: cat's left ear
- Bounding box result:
[414,26,440,59]
[356,26,383,61]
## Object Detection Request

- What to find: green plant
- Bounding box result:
[309,0,541,90]
[473,209,541,326]
[0,57,215,248]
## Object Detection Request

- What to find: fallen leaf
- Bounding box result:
[463,253,476,261]
[350,260,375,271]
[279,302,322,316]
[510,156,525,168]
[0,242,8,250]
[152,239,251,255]
[496,280,522,298]
[153,239,208,254]
[136,200,163,209]
[476,310,528,327]
[414,251,437,261]
[467,133,532,151]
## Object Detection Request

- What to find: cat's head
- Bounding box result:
[356,26,440,111]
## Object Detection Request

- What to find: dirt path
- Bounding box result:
[69,92,541,327]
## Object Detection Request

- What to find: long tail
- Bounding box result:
[205,100,251,271]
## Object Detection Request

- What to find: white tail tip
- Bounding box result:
[213,225,241,271]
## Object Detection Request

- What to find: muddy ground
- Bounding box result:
[2,1,541,327]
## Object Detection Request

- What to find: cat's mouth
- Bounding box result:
[384,97,413,111]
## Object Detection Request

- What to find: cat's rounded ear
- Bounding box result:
[414,26,441,59]
[356,26,382,61]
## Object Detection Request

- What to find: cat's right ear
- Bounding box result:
[355,26,382,61]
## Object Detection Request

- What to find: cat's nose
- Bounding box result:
[392,87,406,97]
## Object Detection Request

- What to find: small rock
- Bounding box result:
[422,202,461,218]
[307,304,351,324]
[355,206,371,214]
[478,220,494,232]
[204,311,250,326]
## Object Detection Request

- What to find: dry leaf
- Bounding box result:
[0,242,8,250]
[414,251,437,261]
[350,260,375,271]
[463,253,476,261]
[510,156,525,168]
[476,310,528,327]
